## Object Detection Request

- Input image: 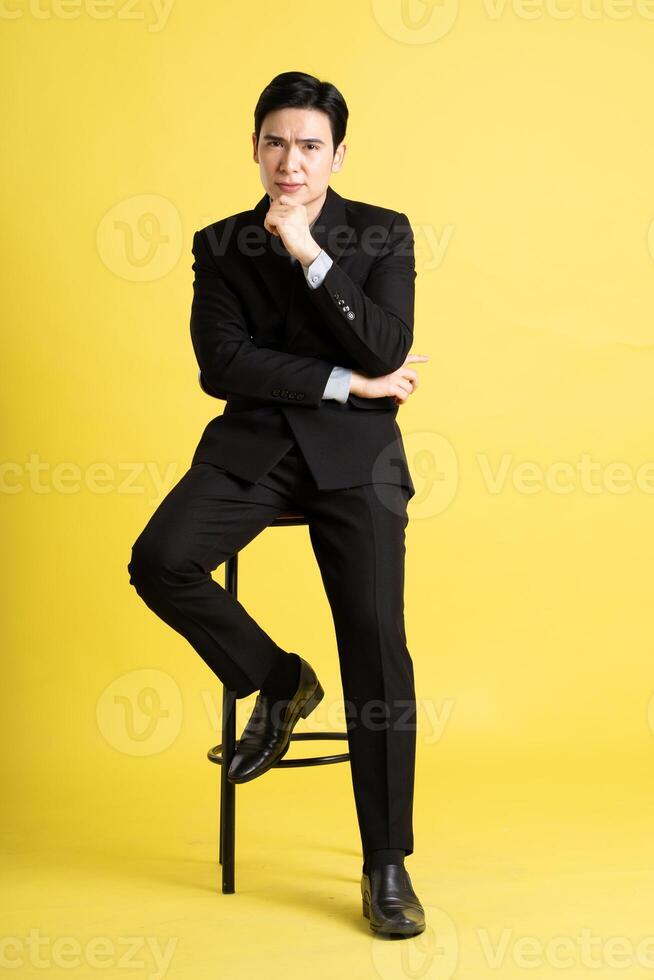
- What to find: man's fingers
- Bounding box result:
[405,354,429,363]
[395,369,418,391]
[394,379,413,397]
[400,368,419,387]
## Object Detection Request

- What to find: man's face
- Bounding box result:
[252,107,345,212]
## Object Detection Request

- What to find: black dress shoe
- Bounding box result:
[361,864,426,937]
[227,655,324,784]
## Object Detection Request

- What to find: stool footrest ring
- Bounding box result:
[207,731,349,768]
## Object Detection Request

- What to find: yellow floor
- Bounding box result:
[3,742,653,979]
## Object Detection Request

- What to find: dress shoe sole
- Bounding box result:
[226,681,325,784]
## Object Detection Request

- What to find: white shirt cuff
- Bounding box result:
[303,249,333,288]
[322,365,352,403]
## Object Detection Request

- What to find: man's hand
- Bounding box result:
[349,354,429,406]
[264,193,321,267]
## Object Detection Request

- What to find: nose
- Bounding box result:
[280,145,302,175]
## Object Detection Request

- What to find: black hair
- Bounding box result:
[253,71,348,155]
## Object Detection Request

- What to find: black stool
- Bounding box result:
[207,510,350,893]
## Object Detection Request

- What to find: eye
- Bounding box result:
[306,143,319,150]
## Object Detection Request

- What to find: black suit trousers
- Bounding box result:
[127,436,417,857]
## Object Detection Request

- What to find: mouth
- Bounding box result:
[277,182,304,190]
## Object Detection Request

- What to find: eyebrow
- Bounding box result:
[262,133,326,145]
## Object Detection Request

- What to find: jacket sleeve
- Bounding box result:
[190,228,336,407]
[302,211,416,377]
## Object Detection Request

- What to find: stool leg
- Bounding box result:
[219,552,238,893]
[220,685,236,893]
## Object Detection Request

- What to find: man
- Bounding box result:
[128,70,428,938]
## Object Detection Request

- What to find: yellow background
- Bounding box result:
[3,1,654,977]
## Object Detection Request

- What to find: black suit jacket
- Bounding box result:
[189,184,416,494]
